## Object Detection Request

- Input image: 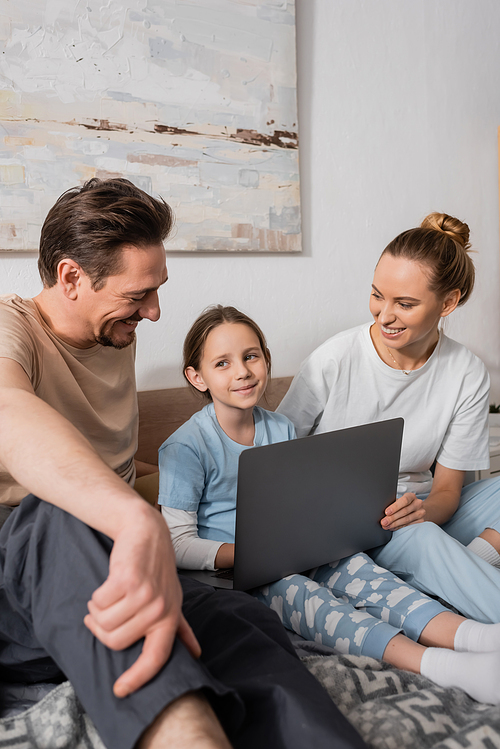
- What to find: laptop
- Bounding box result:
[178,417,404,591]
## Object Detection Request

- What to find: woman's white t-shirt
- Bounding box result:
[277,323,490,495]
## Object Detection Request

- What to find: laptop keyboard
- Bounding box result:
[213,568,234,580]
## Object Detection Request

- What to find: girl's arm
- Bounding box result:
[159,439,236,570]
[381,463,464,530]
[214,542,235,568]
[161,506,224,569]
[162,507,234,570]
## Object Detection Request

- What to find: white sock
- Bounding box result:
[455,619,500,653]
[420,648,500,704]
[467,536,500,568]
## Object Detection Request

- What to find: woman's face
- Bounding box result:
[369,253,452,352]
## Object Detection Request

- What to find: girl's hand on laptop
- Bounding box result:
[215,543,235,569]
[380,493,425,530]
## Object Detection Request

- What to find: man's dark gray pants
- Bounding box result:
[0,495,367,749]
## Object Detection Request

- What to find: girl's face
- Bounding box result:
[186,322,268,414]
[369,254,458,352]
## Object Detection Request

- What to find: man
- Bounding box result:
[0,178,366,749]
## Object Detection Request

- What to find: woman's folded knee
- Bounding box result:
[395,521,443,543]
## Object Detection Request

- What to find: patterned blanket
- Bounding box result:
[0,682,105,749]
[305,653,500,748]
[1,654,499,748]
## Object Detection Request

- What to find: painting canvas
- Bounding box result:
[0,0,301,252]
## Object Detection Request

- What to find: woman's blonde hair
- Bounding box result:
[183,305,271,401]
[381,212,475,306]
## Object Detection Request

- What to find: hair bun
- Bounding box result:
[420,212,470,251]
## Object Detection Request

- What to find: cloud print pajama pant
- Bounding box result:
[253,552,446,659]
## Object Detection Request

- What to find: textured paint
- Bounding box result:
[0,0,301,252]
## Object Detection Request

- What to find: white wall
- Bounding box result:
[2,0,500,398]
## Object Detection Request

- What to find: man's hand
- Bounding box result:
[380,493,425,531]
[84,503,201,698]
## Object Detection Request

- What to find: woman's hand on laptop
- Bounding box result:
[215,543,235,569]
[380,493,425,530]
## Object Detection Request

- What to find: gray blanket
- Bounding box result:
[2,652,499,749]
[0,681,104,748]
[306,653,499,748]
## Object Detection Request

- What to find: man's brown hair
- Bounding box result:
[38,178,174,290]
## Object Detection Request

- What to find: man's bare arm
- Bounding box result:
[0,358,200,696]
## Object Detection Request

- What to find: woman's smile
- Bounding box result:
[380,324,406,337]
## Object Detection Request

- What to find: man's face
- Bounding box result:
[78,243,168,349]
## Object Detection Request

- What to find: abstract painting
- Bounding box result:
[0,0,301,252]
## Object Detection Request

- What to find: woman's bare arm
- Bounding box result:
[381,463,464,530]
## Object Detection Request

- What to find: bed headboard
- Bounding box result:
[136,376,293,466]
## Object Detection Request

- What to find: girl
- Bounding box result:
[278,213,500,623]
[159,305,500,706]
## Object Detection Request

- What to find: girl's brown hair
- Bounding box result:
[183,305,271,401]
[381,212,475,306]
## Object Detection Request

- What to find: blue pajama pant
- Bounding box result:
[253,552,445,659]
[371,477,500,622]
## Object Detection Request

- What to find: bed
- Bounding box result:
[1,380,498,748]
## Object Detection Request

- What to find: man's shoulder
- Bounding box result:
[0,295,43,345]
[0,294,23,306]
[0,295,35,323]
[0,294,41,340]
[0,296,43,386]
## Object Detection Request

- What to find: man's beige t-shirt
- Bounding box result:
[0,294,138,506]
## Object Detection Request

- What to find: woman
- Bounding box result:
[158,304,500,705]
[278,213,500,622]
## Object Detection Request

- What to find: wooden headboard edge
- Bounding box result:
[137,376,293,465]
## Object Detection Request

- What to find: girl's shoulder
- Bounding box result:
[254,406,296,441]
[255,405,293,428]
[159,403,216,453]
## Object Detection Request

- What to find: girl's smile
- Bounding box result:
[232,383,257,394]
